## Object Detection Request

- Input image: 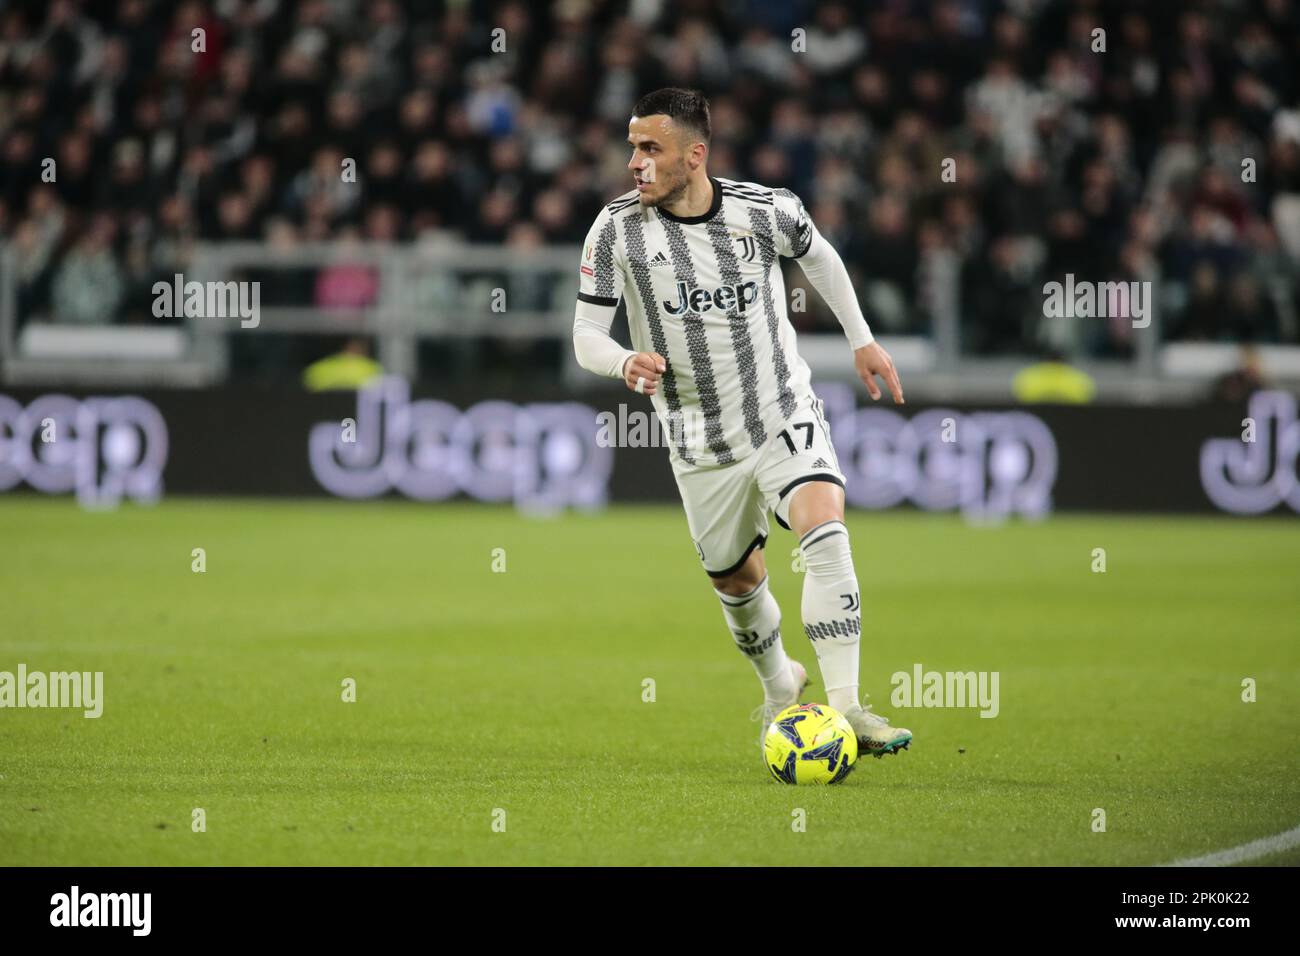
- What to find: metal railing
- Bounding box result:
[2,240,1297,401]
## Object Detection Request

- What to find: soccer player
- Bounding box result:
[572,88,912,757]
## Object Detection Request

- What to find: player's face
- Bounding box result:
[627,114,692,207]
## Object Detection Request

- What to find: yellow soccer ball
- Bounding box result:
[763,703,858,785]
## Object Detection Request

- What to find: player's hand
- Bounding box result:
[854,341,904,404]
[623,351,666,396]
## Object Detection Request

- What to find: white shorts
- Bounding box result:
[671,396,846,578]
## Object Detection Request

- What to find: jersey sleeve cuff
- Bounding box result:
[846,325,874,350]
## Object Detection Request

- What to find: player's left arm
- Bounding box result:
[778,192,904,404]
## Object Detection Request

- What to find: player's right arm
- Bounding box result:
[572,208,665,395]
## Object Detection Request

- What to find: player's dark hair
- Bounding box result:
[632,88,711,145]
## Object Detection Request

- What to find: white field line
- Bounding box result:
[1161,823,1300,867]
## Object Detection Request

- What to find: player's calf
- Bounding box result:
[716,572,799,706]
[796,513,913,757]
[798,518,862,716]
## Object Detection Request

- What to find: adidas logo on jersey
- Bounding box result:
[664,280,759,317]
[649,251,670,267]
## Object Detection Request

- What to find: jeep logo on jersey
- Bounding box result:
[663,280,759,316]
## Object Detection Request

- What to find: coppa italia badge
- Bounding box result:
[581,244,594,277]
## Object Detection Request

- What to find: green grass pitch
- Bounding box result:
[1,496,1297,866]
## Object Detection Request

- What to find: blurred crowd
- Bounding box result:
[2,0,1300,364]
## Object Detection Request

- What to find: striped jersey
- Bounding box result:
[576,176,818,467]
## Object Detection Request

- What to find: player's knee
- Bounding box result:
[711,552,766,596]
[788,480,845,535]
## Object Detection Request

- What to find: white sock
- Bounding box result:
[716,575,794,701]
[799,520,861,714]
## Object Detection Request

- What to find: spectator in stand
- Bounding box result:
[0,0,1292,364]
[1210,345,1268,403]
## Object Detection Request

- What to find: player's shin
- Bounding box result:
[799,520,861,715]
[716,575,794,701]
